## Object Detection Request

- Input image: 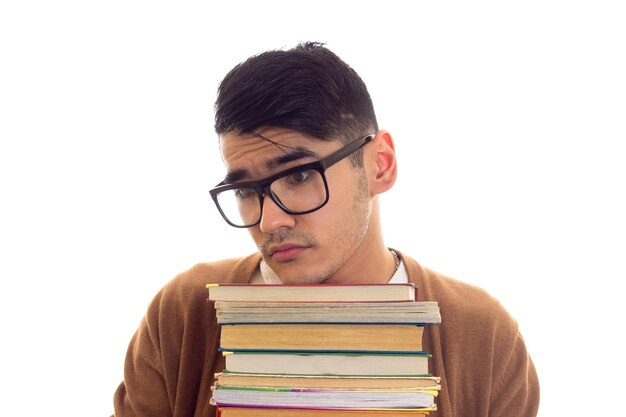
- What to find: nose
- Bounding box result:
[258,193,296,234]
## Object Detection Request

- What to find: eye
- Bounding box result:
[234,187,256,199]
[286,170,312,185]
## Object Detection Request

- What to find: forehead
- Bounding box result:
[219,128,340,182]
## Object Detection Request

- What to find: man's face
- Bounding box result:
[219,127,373,284]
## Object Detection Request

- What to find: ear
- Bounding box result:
[368,130,398,195]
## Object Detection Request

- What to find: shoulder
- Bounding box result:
[398,252,540,414]
[164,253,260,293]
[147,253,262,320]
[167,253,260,290]
[400,252,519,334]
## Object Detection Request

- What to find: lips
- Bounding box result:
[268,243,307,262]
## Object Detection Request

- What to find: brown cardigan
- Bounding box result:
[113,252,539,417]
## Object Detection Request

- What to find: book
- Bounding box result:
[215,373,441,390]
[207,283,442,414]
[207,283,418,302]
[222,352,431,376]
[219,323,425,352]
[214,301,441,324]
[217,407,431,416]
[211,386,438,409]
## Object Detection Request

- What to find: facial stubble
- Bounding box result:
[297,168,371,284]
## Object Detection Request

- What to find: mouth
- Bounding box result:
[268,243,308,262]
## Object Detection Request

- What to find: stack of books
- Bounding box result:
[206,283,442,416]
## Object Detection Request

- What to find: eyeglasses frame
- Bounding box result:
[210,134,375,228]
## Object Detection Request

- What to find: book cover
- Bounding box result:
[215,372,441,390]
[207,283,418,302]
[222,351,431,376]
[219,323,425,352]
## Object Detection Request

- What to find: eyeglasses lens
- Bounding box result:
[215,168,328,227]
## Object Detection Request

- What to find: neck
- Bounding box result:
[324,199,396,284]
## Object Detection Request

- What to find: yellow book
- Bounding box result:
[220,323,424,352]
[215,373,441,390]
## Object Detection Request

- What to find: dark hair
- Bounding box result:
[214,42,378,164]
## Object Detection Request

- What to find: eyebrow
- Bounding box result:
[223,147,319,184]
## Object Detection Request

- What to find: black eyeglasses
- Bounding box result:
[210,134,374,228]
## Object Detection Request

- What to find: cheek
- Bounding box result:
[284,194,346,239]
[248,227,265,247]
[326,171,364,212]
[302,175,360,229]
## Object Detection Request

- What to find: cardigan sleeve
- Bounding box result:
[407,257,540,417]
[489,328,540,417]
[111,259,242,417]
[112,300,173,417]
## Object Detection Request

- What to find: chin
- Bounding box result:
[285,276,328,285]
[279,266,336,285]
[267,252,341,284]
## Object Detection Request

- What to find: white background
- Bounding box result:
[1,1,624,416]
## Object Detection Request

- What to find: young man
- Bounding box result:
[112,42,539,417]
